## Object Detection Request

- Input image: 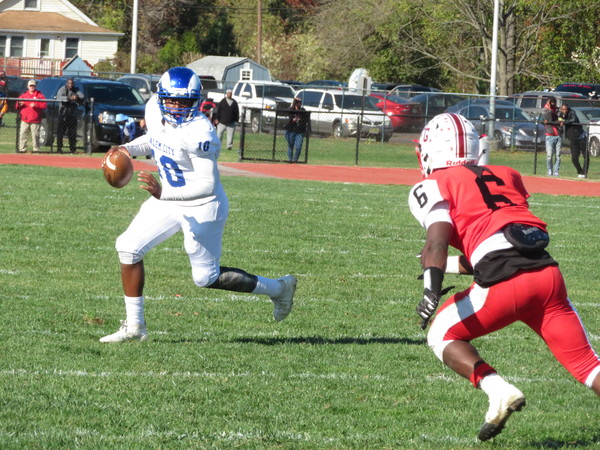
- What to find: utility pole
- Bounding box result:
[130,0,138,73]
[257,0,262,64]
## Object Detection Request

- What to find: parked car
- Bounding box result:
[371,82,402,91]
[507,91,597,117]
[445,97,515,113]
[391,84,440,98]
[304,80,348,89]
[409,92,465,118]
[117,73,161,101]
[554,83,600,99]
[279,80,304,89]
[576,107,600,157]
[564,106,600,152]
[7,75,31,98]
[369,92,421,131]
[453,103,544,150]
[295,88,393,141]
[36,76,146,153]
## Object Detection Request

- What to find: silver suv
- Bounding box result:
[295,88,393,141]
[508,91,596,117]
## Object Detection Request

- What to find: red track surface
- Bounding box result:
[1,153,599,197]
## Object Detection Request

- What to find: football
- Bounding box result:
[103,148,133,188]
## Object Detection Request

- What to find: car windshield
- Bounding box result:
[85,85,145,105]
[581,109,600,120]
[495,107,531,121]
[256,85,295,98]
[379,93,411,104]
[334,94,380,111]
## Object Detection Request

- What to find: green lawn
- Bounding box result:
[0,164,598,448]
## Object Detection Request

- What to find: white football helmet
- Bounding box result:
[157,66,202,125]
[416,113,481,177]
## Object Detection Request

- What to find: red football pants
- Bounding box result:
[428,265,600,386]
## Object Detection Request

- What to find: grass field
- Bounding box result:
[0,163,598,448]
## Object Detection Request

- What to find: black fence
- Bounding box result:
[237,105,600,178]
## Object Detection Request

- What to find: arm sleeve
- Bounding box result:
[123,134,152,157]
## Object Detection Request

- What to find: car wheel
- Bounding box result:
[332,121,343,138]
[251,113,261,133]
[589,136,600,157]
[493,130,505,149]
[39,119,51,146]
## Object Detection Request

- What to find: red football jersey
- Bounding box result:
[408,165,548,260]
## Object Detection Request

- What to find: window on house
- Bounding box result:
[40,39,50,58]
[65,38,79,59]
[10,37,24,57]
[0,36,6,57]
[25,0,38,9]
[240,69,252,81]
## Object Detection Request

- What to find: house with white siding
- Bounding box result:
[0,0,122,77]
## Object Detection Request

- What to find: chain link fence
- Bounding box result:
[237,98,600,179]
[0,97,130,154]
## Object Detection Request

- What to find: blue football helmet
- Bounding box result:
[157,67,203,125]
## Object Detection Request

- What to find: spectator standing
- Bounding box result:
[0,71,9,127]
[0,91,8,128]
[541,96,561,176]
[0,70,8,96]
[99,67,296,343]
[17,80,47,153]
[558,103,588,178]
[409,113,600,442]
[56,78,84,153]
[213,89,239,150]
[284,97,310,163]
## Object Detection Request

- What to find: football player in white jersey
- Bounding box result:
[100,67,297,343]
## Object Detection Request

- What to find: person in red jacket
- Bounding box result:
[17,79,47,153]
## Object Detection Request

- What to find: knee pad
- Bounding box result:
[117,251,143,265]
[192,264,220,288]
[427,325,452,362]
[116,235,144,264]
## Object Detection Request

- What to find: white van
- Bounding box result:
[295,88,393,141]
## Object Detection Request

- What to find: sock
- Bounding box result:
[479,373,511,396]
[252,276,282,297]
[124,296,145,326]
[470,361,497,388]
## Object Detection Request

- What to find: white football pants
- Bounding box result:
[116,195,228,287]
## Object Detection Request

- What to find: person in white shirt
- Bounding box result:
[100,67,296,343]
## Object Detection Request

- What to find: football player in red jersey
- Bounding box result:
[408,113,600,441]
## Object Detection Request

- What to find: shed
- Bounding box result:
[61,56,94,76]
[187,56,271,90]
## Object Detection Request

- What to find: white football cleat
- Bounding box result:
[99,320,148,343]
[270,275,297,321]
[478,384,526,441]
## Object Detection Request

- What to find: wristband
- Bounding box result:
[446,255,460,274]
[423,266,444,294]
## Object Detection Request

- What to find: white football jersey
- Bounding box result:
[125,95,225,205]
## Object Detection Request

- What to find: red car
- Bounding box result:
[370,92,422,131]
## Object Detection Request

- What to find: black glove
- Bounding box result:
[417,288,440,329]
[417,285,454,330]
